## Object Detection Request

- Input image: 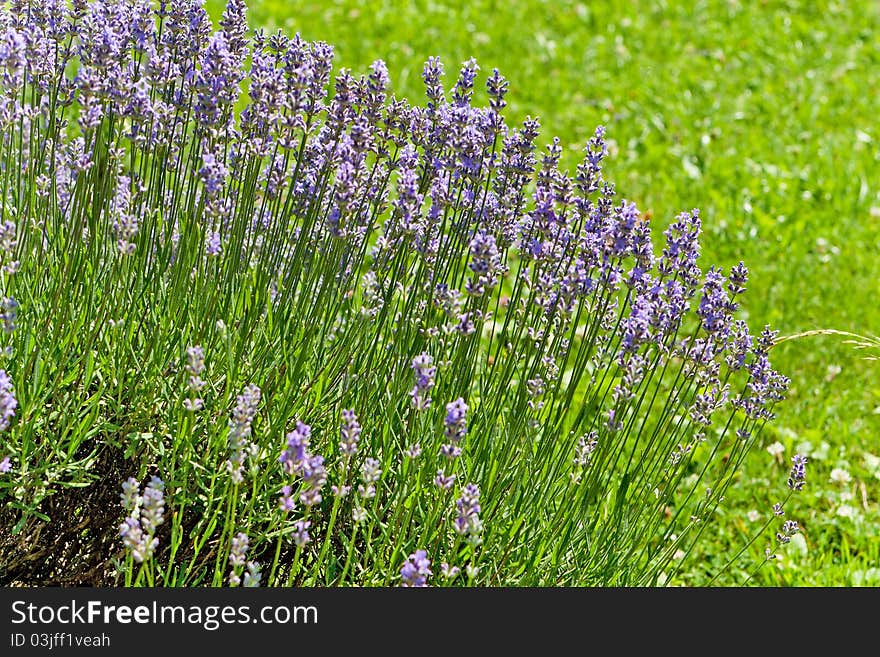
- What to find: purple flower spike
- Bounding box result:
[787,454,807,491]
[292,519,311,547]
[400,550,432,587]
[444,397,469,442]
[410,353,436,410]
[339,409,361,456]
[0,370,17,432]
[454,483,483,544]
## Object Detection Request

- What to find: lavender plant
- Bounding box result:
[0,0,791,586]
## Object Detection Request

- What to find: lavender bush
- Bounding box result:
[0,0,793,586]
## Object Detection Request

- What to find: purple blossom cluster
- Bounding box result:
[278,420,327,507]
[400,549,432,587]
[339,409,361,456]
[434,468,456,490]
[444,398,468,442]
[242,561,262,587]
[0,369,17,432]
[228,532,249,586]
[571,432,598,483]
[227,531,261,587]
[440,397,468,460]
[1,296,18,333]
[776,520,800,545]
[358,458,381,500]
[787,454,807,492]
[183,345,206,411]
[351,457,382,523]
[410,353,436,411]
[227,384,261,483]
[454,483,483,545]
[0,370,16,474]
[466,232,504,296]
[292,519,311,548]
[119,476,165,563]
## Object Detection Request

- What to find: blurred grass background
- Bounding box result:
[206,0,880,585]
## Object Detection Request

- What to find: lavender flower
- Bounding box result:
[697,266,735,341]
[110,175,138,254]
[688,384,729,427]
[120,477,140,511]
[454,483,483,545]
[278,485,296,513]
[441,563,460,580]
[572,432,598,481]
[466,231,503,296]
[331,484,351,498]
[658,209,702,289]
[410,352,436,410]
[194,32,243,131]
[452,57,479,108]
[360,270,384,318]
[184,345,206,411]
[199,148,230,230]
[352,504,368,524]
[227,384,261,483]
[279,421,311,472]
[140,476,165,536]
[364,59,389,118]
[728,261,749,296]
[0,221,16,256]
[787,454,807,491]
[358,457,382,499]
[388,144,423,239]
[206,231,222,256]
[219,0,249,56]
[298,454,327,507]
[776,520,800,545]
[339,408,361,456]
[229,532,249,568]
[1,297,18,333]
[118,475,165,563]
[292,519,311,547]
[0,456,10,473]
[228,532,249,586]
[444,397,468,442]
[243,561,262,587]
[486,67,508,115]
[278,420,326,506]
[400,549,432,587]
[733,352,790,421]
[434,469,455,490]
[0,370,17,432]
[119,517,152,564]
[726,321,752,371]
[423,56,444,111]
[440,443,462,460]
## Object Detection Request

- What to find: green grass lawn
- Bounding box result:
[206,0,880,585]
